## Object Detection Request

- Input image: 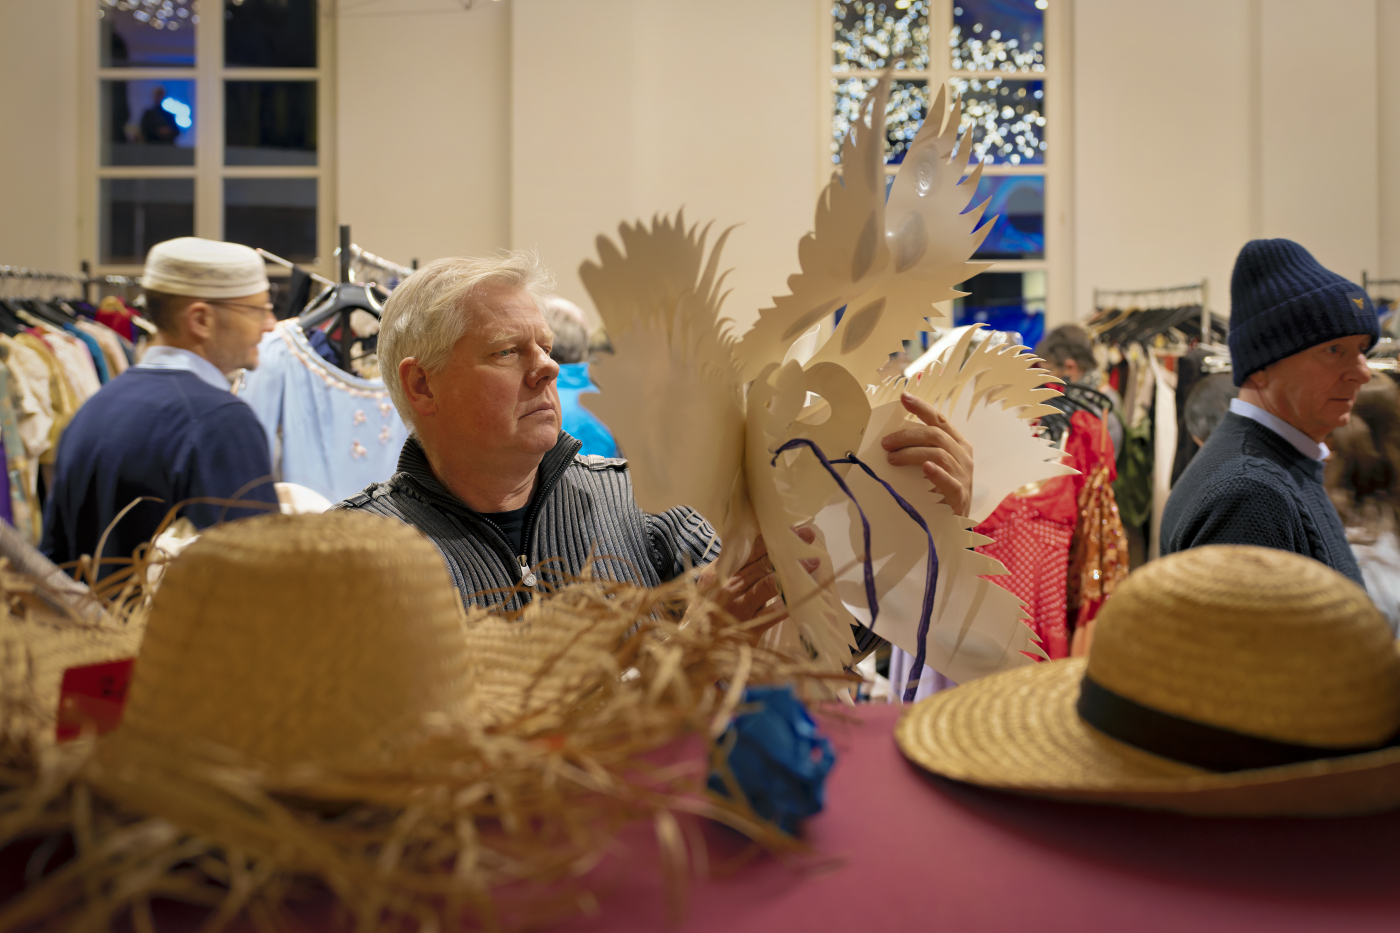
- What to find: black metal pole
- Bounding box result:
[339,224,351,284]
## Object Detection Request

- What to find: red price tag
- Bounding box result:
[56,658,134,742]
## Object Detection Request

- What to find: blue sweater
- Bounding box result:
[1160,412,1362,586]
[41,368,278,575]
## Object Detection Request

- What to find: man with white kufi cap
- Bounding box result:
[41,237,280,576]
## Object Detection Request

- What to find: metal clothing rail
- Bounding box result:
[1362,271,1400,298]
[1,264,140,304]
[256,248,335,287]
[330,235,415,283]
[1092,278,1212,342]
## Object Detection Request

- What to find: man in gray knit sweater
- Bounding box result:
[340,252,974,619]
[1161,239,1378,585]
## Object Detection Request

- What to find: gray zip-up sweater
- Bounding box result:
[337,433,720,609]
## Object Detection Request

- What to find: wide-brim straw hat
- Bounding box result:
[897,545,1400,816]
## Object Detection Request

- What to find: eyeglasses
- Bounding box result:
[211,299,276,316]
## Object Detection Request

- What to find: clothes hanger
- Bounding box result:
[298,282,385,371]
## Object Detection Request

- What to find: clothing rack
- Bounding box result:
[2,264,140,305]
[1362,271,1400,299]
[1092,279,1213,342]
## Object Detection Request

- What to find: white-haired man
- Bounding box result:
[339,253,974,620]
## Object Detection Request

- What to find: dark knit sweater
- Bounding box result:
[337,433,720,609]
[1160,412,1362,586]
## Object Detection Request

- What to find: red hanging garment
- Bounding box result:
[974,472,1077,660]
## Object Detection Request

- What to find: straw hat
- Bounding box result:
[0,511,815,929]
[896,545,1400,816]
[99,510,470,774]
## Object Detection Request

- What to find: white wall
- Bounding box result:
[6,0,1400,315]
[511,0,821,332]
[0,0,79,270]
[1072,0,1398,323]
[1380,0,1400,281]
[336,0,512,267]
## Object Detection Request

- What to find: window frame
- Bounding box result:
[821,0,1074,327]
[79,0,337,282]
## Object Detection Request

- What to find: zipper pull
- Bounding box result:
[518,555,537,588]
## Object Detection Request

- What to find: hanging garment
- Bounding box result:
[1065,411,1129,650]
[96,296,136,342]
[1147,353,1178,561]
[237,321,409,504]
[1170,347,1210,485]
[63,324,110,385]
[0,338,53,468]
[556,362,618,458]
[0,363,33,541]
[1349,526,1400,635]
[1113,416,1153,530]
[13,332,79,466]
[974,472,1078,659]
[75,320,130,377]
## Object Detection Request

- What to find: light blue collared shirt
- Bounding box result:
[1229,398,1329,462]
[134,346,232,393]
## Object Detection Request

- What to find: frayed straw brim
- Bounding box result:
[896,658,1400,817]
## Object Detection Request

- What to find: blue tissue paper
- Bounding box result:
[707,685,836,835]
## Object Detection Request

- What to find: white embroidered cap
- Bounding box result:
[140,237,270,300]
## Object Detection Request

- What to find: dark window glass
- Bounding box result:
[951,76,1044,165]
[99,2,197,68]
[101,178,195,265]
[224,178,317,262]
[832,78,929,164]
[833,1,929,71]
[225,81,317,166]
[969,175,1044,259]
[953,271,1046,347]
[102,79,196,166]
[951,0,1045,72]
[225,0,317,68]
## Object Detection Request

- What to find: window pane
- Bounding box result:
[832,78,929,164]
[833,1,929,71]
[225,81,317,166]
[100,178,195,265]
[951,76,1044,165]
[101,79,195,166]
[953,271,1046,348]
[224,178,317,262]
[970,175,1043,260]
[225,0,317,68]
[951,0,1045,73]
[98,1,197,68]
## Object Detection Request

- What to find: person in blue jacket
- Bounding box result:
[41,237,280,577]
[542,296,619,458]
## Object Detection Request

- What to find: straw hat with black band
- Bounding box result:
[897,545,1400,816]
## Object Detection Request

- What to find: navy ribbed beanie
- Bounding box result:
[1227,239,1378,387]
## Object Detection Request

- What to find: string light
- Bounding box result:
[98,0,199,31]
[832,2,1047,165]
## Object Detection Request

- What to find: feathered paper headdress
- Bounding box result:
[583,77,1072,690]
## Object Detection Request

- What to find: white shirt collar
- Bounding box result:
[135,346,232,393]
[1229,398,1329,462]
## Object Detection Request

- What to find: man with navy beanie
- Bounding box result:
[1161,238,1377,585]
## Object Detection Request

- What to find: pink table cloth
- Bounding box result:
[558,703,1400,933]
[6,704,1399,931]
